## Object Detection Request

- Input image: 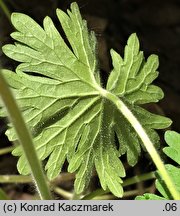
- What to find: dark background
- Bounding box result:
[0,0,180,199]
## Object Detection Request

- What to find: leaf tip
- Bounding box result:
[71,2,79,10]
[110,48,117,56]
[165,130,179,143]
[56,8,61,14]
[11,12,23,27]
[129,32,138,41]
[11,12,19,21]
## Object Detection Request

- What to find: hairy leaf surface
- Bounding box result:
[0,2,171,197]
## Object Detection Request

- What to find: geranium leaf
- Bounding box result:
[0,2,171,197]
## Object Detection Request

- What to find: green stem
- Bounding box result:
[82,188,108,200]
[85,186,153,200]
[123,186,152,198]
[53,187,73,199]
[72,192,83,200]
[0,71,52,200]
[0,146,14,155]
[93,189,142,200]
[0,172,75,184]
[92,194,116,200]
[123,171,155,187]
[104,90,180,200]
[0,0,11,22]
[51,173,75,184]
[0,175,32,183]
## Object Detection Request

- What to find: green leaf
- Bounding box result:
[156,164,180,199]
[135,193,165,200]
[164,130,180,165]
[107,34,162,104]
[136,131,180,200]
[107,33,171,165]
[0,2,171,197]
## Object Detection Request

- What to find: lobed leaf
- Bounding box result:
[164,130,180,165]
[0,2,171,197]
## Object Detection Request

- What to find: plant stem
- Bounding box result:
[93,189,140,200]
[53,187,73,199]
[0,172,75,184]
[123,186,152,198]
[72,192,83,200]
[0,0,11,22]
[123,171,155,187]
[82,188,108,200]
[51,173,75,184]
[0,175,32,183]
[0,71,52,200]
[0,146,14,155]
[92,194,116,200]
[85,186,153,200]
[104,90,180,200]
